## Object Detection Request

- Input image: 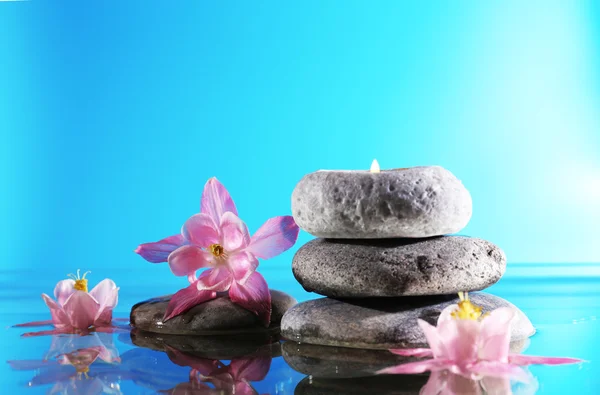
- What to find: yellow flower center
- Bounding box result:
[67,269,91,293]
[451,291,484,320]
[209,243,226,258]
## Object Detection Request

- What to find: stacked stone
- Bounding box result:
[281,166,534,354]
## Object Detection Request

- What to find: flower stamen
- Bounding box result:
[451,291,483,321]
[209,244,227,259]
[67,269,91,293]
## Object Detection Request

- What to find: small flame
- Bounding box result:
[370,159,380,173]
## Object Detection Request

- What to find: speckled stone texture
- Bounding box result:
[291,166,472,238]
[130,290,297,335]
[281,293,535,350]
[282,340,529,379]
[292,236,506,297]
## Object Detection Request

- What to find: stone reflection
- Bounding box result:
[7,332,126,394]
[120,329,286,394]
[294,372,539,395]
[282,340,529,379]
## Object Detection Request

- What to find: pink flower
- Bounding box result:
[135,177,299,324]
[378,292,582,381]
[16,270,119,335]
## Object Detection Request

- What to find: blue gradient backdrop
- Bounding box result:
[1,1,599,296]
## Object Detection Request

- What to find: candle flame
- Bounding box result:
[370,159,380,173]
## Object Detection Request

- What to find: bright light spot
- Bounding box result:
[370,159,380,173]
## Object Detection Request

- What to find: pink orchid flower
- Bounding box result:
[16,270,119,336]
[136,177,299,324]
[378,292,582,381]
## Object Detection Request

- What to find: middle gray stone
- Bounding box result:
[293,236,506,297]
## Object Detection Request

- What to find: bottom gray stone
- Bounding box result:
[281,292,535,350]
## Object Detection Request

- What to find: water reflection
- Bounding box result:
[293,371,539,395]
[7,333,126,394]
[118,330,284,394]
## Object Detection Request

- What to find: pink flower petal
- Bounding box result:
[89,279,119,308]
[168,245,215,277]
[62,291,100,329]
[229,271,271,326]
[13,320,54,328]
[438,304,459,325]
[228,251,259,284]
[164,282,217,321]
[469,361,531,382]
[376,358,454,375]
[41,294,70,328]
[229,357,271,381]
[201,177,238,225]
[89,279,119,325]
[389,348,434,358]
[196,268,233,292]
[182,213,221,247]
[418,319,448,358]
[54,280,75,307]
[246,216,299,260]
[508,354,583,366]
[479,307,515,362]
[135,234,187,263]
[480,376,513,395]
[438,319,480,363]
[21,329,69,338]
[220,212,251,252]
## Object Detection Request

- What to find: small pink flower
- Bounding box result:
[136,177,299,324]
[16,270,119,335]
[378,292,582,381]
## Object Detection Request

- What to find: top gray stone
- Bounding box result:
[130,290,297,335]
[292,166,472,238]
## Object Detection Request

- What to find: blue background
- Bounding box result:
[1,0,599,295]
[1,2,600,395]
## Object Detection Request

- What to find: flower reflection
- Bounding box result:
[7,332,126,394]
[421,370,539,395]
[162,347,271,395]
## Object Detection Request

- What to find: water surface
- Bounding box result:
[1,264,598,394]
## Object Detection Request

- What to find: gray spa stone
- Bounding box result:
[293,236,506,297]
[291,166,472,238]
[281,293,535,350]
[130,290,297,335]
[282,340,529,379]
